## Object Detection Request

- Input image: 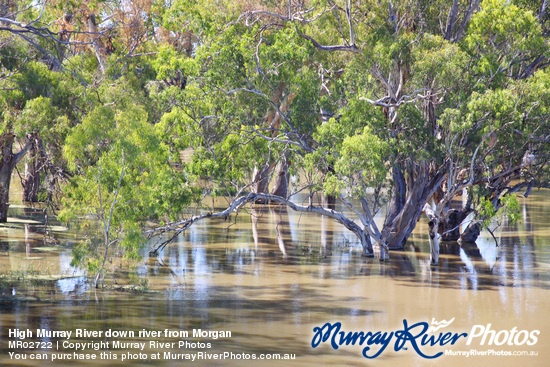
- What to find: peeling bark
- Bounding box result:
[423,202,440,265]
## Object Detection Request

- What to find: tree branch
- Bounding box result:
[298,32,361,53]
[12,137,32,167]
[147,193,387,254]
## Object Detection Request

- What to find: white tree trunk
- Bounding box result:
[429,219,440,265]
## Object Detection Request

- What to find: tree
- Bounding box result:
[4,0,549,281]
[60,74,193,287]
[0,0,161,220]
[147,0,550,264]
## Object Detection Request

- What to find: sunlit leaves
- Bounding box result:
[152,44,200,80]
[465,0,547,81]
[337,127,388,185]
[411,34,470,92]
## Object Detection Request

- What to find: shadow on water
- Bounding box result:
[1,191,550,366]
[388,195,548,291]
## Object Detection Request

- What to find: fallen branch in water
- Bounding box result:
[146,193,388,258]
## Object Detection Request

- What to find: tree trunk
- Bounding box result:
[381,163,445,250]
[382,165,407,237]
[429,220,440,265]
[22,138,41,202]
[439,207,471,241]
[360,229,374,257]
[252,163,271,203]
[321,165,336,207]
[0,134,31,222]
[271,157,290,198]
[458,220,482,244]
[423,201,445,265]
[0,163,11,223]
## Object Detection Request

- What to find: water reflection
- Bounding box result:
[1,191,550,366]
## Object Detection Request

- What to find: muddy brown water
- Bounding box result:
[1,190,549,366]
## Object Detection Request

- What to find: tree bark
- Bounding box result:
[429,219,440,265]
[251,163,271,203]
[22,137,41,202]
[458,220,482,244]
[423,202,441,265]
[0,163,11,222]
[381,162,446,250]
[382,164,406,237]
[271,156,290,199]
[439,206,471,241]
[0,134,31,222]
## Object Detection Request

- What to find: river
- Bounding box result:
[1,189,549,366]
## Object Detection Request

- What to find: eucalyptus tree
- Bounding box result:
[0,0,159,219]
[60,71,193,287]
[4,0,548,278]
[147,0,550,265]
[1,0,93,219]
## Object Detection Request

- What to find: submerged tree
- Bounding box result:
[60,74,193,287]
[2,0,549,280]
[147,0,550,264]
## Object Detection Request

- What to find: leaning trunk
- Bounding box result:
[459,220,482,244]
[382,162,446,250]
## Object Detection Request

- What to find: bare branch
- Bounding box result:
[444,0,459,41]
[345,0,355,46]
[359,88,435,108]
[452,0,482,42]
[538,0,549,20]
[12,137,32,166]
[298,32,360,53]
[214,87,302,138]
[147,193,388,255]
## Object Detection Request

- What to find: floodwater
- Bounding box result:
[1,189,550,367]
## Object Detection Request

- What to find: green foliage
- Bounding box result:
[500,194,521,226]
[335,127,389,194]
[411,34,470,93]
[465,0,547,82]
[478,194,521,229]
[3,0,549,275]
[59,81,191,284]
[152,44,200,81]
[478,196,498,228]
